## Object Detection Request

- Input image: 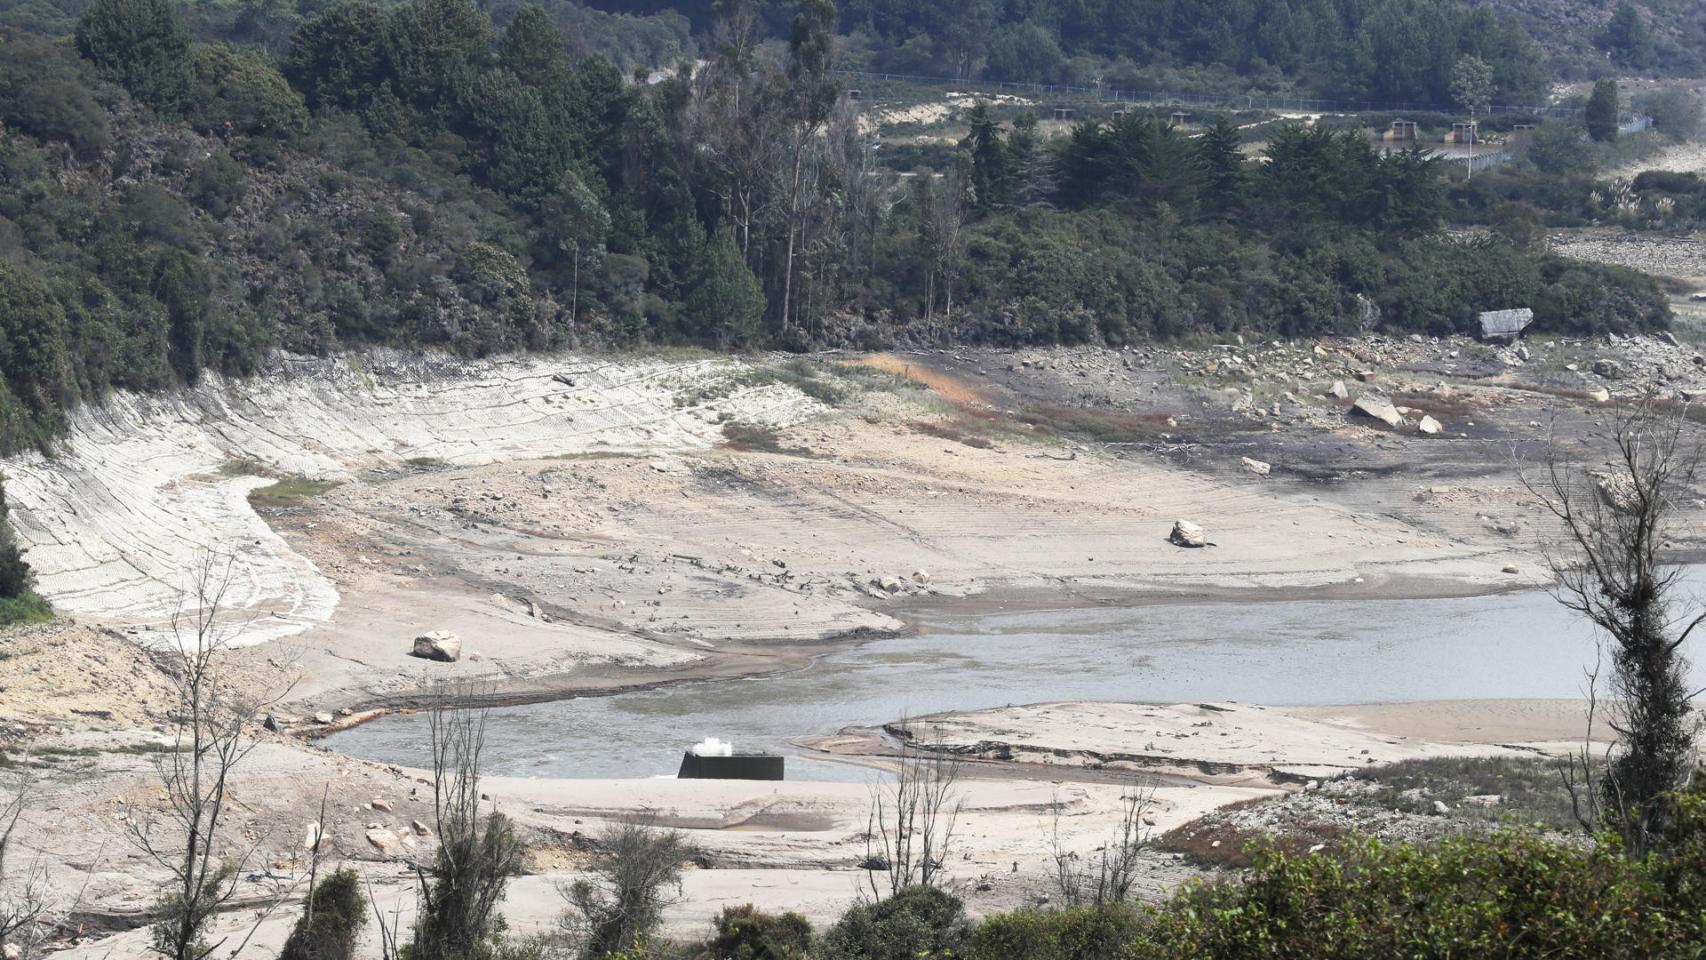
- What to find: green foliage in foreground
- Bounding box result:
[661,785,1706,960]
[0,593,54,626]
[280,869,367,960]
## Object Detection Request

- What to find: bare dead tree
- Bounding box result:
[864,720,964,901]
[0,772,49,959]
[1525,396,1704,854]
[364,873,405,960]
[123,551,294,960]
[1047,785,1156,906]
[408,697,522,960]
[556,813,692,959]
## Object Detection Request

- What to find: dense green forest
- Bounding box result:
[0,0,1677,454]
[591,0,1706,91]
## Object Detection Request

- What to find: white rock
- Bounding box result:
[371,798,393,812]
[1327,380,1349,400]
[1169,519,1206,548]
[910,569,931,585]
[1432,800,1451,815]
[411,630,461,662]
[1350,395,1402,428]
[1240,456,1271,477]
[366,827,404,857]
[1417,415,1442,435]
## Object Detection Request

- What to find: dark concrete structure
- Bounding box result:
[677,752,786,780]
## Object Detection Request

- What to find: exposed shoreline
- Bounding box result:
[8,338,1700,957]
[297,564,1561,740]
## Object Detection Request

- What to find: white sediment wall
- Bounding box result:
[2,349,814,645]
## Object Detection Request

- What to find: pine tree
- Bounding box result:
[1600,3,1656,70]
[687,230,766,348]
[1587,78,1621,143]
[75,0,195,113]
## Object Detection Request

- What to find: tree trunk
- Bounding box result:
[781,149,803,332]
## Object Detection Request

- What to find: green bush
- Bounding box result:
[280,869,367,960]
[189,45,308,138]
[968,904,1142,960]
[1138,828,1702,959]
[818,886,969,960]
[703,904,814,960]
[187,153,248,218]
[0,593,53,625]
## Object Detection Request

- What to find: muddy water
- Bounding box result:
[327,574,1706,781]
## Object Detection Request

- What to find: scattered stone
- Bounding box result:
[1417,415,1442,436]
[1240,456,1271,477]
[1350,395,1402,428]
[1464,794,1503,807]
[1658,331,1682,348]
[1356,371,1377,382]
[1592,358,1624,379]
[1432,800,1451,815]
[878,576,905,594]
[412,819,433,837]
[371,799,393,812]
[366,827,404,857]
[411,630,461,663]
[313,712,334,725]
[1588,387,1612,403]
[1502,565,1520,575]
[911,569,931,585]
[1169,519,1207,548]
[1327,380,1349,400]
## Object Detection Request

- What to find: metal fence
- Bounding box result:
[838,70,1588,119]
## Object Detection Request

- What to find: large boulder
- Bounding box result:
[1350,395,1402,428]
[1417,415,1443,435]
[366,826,404,857]
[1169,519,1207,548]
[1592,358,1624,379]
[410,630,461,662]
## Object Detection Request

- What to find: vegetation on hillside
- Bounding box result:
[0,0,1676,456]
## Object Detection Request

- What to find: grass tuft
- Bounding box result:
[248,475,341,509]
[0,592,53,626]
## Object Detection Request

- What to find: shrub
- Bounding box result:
[1138,829,1703,959]
[818,886,970,960]
[279,869,367,960]
[189,45,308,137]
[703,904,814,960]
[968,904,1142,960]
[187,153,247,218]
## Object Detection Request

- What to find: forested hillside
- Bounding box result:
[596,0,1551,102]
[0,0,1675,456]
[1476,0,1706,76]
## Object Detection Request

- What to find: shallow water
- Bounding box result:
[327,573,1706,782]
